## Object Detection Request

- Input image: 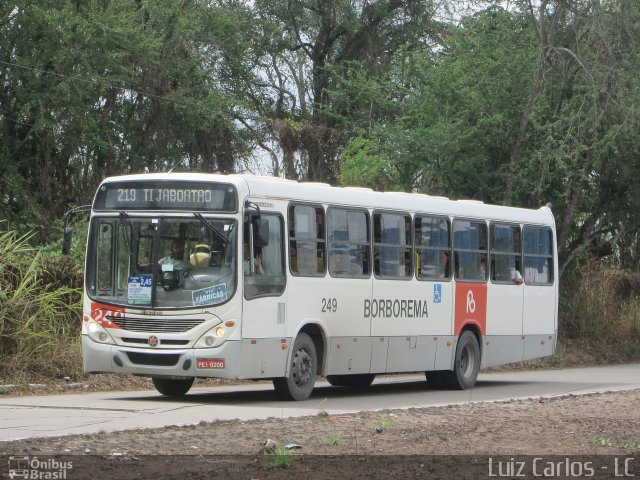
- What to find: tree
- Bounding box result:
[0,0,256,234]
[251,0,436,182]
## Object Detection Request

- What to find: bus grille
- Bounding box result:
[107,316,204,333]
[122,338,190,346]
[126,352,181,366]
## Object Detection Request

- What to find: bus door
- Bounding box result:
[241,212,288,377]
[522,227,556,360]
[484,223,525,366]
[320,207,373,375]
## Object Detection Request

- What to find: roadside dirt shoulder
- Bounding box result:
[1,389,639,479]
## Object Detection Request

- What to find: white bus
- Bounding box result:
[75,173,558,400]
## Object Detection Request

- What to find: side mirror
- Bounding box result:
[62,227,73,255]
[253,218,270,247]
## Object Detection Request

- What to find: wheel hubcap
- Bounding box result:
[293,349,312,386]
[459,344,474,378]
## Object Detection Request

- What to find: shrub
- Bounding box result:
[0,224,82,374]
[560,259,640,361]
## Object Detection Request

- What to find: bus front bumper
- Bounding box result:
[82,335,243,379]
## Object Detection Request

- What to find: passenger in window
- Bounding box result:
[243,243,262,275]
[512,260,523,284]
[480,256,487,280]
[512,268,523,284]
[440,251,450,278]
[404,252,412,276]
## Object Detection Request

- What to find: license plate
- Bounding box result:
[196,358,225,369]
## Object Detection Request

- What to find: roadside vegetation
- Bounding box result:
[0,222,83,386]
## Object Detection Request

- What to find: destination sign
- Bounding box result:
[93,181,237,212]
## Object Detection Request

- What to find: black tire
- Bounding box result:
[443,330,481,390]
[326,374,376,388]
[152,377,194,397]
[425,370,447,389]
[273,333,317,401]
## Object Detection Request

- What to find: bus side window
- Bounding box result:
[453,219,487,282]
[373,212,412,279]
[415,215,451,280]
[328,207,370,278]
[288,204,325,276]
[490,223,522,284]
[523,227,554,285]
[245,214,285,298]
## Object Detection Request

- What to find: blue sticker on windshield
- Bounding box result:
[192,284,228,306]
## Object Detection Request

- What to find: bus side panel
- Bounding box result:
[522,285,556,335]
[370,280,452,338]
[326,337,373,375]
[485,283,524,336]
[286,276,372,375]
[241,295,286,341]
[522,282,557,362]
[480,335,525,369]
[433,336,457,370]
[522,334,555,362]
[238,338,290,378]
[370,336,389,373]
[386,336,436,372]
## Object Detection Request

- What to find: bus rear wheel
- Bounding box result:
[326,374,376,388]
[273,333,317,401]
[152,377,194,397]
[443,331,480,390]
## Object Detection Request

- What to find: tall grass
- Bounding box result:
[560,259,640,361]
[0,224,82,378]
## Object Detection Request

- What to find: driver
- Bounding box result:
[158,240,192,271]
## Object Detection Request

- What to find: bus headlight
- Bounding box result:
[86,319,116,345]
[195,325,229,349]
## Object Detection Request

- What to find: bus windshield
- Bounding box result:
[86,216,237,309]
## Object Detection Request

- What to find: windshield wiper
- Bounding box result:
[118,212,136,268]
[119,212,132,250]
[194,213,229,244]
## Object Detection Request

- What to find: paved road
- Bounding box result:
[1,364,639,441]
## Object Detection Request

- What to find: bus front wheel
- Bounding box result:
[152,377,194,397]
[444,331,480,390]
[273,333,317,401]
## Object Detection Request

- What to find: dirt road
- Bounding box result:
[1,388,639,479]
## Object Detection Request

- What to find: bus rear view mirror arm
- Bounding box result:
[61,204,91,255]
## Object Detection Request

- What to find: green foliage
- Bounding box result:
[354,7,538,199]
[263,444,295,469]
[251,0,435,181]
[40,216,89,278]
[559,260,640,362]
[340,137,400,190]
[592,437,640,449]
[0,0,256,232]
[0,224,82,366]
[316,431,343,447]
[328,431,343,446]
[375,414,397,431]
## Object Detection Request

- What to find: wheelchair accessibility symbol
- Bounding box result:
[433,284,442,304]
